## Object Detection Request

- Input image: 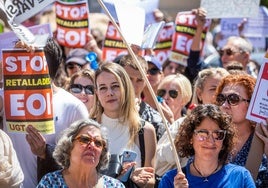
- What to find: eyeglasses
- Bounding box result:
[147,68,160,75]
[218,48,243,57]
[157,89,178,99]
[194,129,226,141]
[74,135,104,148]
[70,84,94,95]
[216,93,250,106]
[66,63,82,70]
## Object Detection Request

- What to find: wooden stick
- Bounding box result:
[97,0,182,172]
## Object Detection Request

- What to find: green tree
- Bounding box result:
[261,0,268,8]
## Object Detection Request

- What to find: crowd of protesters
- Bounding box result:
[0,2,268,188]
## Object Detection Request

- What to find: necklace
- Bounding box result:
[192,161,219,182]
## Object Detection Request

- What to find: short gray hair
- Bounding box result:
[53,119,109,172]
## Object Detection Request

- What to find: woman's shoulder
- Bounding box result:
[37,170,66,187]
[102,175,125,187]
[223,163,252,175]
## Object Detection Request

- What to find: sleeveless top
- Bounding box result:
[101,113,142,167]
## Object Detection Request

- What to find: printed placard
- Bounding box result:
[4,0,53,24]
[169,11,210,66]
[102,21,128,61]
[154,22,174,64]
[2,49,54,134]
[246,58,268,125]
[55,0,90,48]
[201,0,260,18]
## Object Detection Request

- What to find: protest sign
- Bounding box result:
[246,55,268,125]
[4,0,52,24]
[201,0,260,18]
[0,23,52,60]
[2,49,54,134]
[103,0,159,26]
[141,21,164,49]
[114,1,145,47]
[154,22,174,64]
[55,0,90,48]
[169,11,210,66]
[0,1,50,46]
[102,21,128,61]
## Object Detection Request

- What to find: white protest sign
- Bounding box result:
[201,0,260,18]
[103,0,158,26]
[242,6,268,37]
[114,1,145,46]
[4,0,53,24]
[246,54,268,125]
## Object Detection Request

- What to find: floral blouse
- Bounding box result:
[229,133,268,188]
[37,170,125,188]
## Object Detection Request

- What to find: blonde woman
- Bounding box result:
[90,62,157,187]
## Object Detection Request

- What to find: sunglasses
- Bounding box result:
[74,135,104,148]
[194,129,226,141]
[66,63,82,70]
[218,48,243,57]
[147,68,160,75]
[216,93,250,106]
[70,84,94,95]
[157,89,178,99]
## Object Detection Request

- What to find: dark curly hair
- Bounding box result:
[174,104,236,164]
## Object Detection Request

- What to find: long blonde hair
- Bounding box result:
[90,62,140,146]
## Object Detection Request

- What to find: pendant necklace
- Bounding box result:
[192,161,219,182]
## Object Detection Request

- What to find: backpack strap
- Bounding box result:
[138,119,146,167]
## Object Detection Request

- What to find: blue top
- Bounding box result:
[159,163,256,188]
[37,170,125,188]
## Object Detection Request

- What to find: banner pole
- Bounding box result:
[97,0,182,172]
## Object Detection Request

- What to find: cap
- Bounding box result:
[144,55,162,71]
[66,48,89,65]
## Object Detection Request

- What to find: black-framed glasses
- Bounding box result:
[218,48,243,57]
[70,84,94,95]
[147,68,160,75]
[74,134,104,148]
[157,89,178,99]
[216,93,250,106]
[194,129,226,141]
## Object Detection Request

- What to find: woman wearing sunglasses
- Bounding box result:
[155,74,192,177]
[90,63,157,187]
[65,69,95,113]
[156,74,192,124]
[37,119,124,187]
[159,104,255,188]
[215,74,268,187]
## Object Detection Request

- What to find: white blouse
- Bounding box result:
[101,113,142,167]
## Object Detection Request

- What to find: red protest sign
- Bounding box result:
[170,11,210,66]
[102,21,128,61]
[55,0,90,48]
[154,22,174,64]
[2,49,54,134]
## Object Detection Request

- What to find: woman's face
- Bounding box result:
[70,76,94,111]
[163,62,183,76]
[218,84,250,125]
[197,75,222,104]
[192,118,224,161]
[70,126,104,168]
[96,71,121,117]
[147,63,163,89]
[157,81,184,116]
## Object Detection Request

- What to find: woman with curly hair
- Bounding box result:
[159,104,255,188]
[37,119,124,187]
